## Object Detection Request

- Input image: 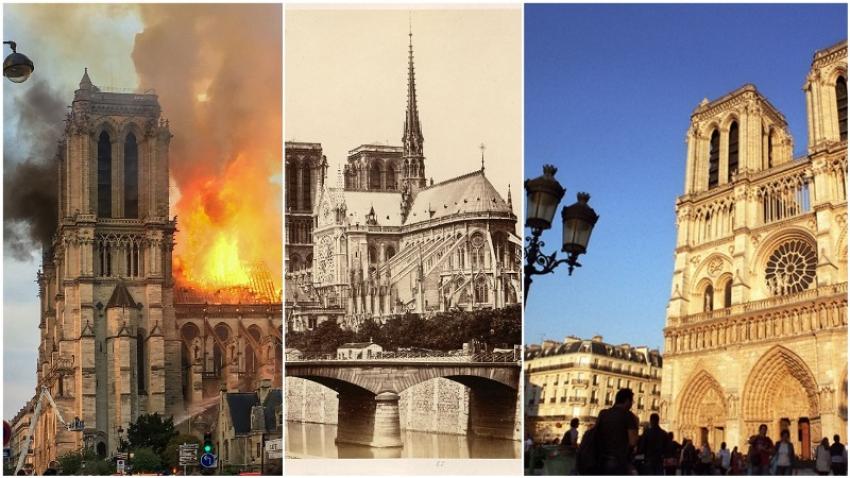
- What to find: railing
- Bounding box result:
[567,396,587,405]
[570,378,590,386]
[675,282,847,326]
[288,350,520,363]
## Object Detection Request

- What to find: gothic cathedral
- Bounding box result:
[33,70,182,470]
[661,41,848,455]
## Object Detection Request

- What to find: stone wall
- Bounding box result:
[285,377,471,434]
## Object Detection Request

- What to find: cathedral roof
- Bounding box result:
[337,190,403,227]
[404,170,513,225]
[106,282,137,309]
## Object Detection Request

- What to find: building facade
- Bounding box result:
[524,336,663,442]
[217,380,282,473]
[284,32,521,333]
[661,40,848,457]
[27,71,283,473]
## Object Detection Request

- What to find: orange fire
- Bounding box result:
[131,4,282,299]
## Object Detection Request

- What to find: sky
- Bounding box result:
[524,4,847,350]
[285,7,522,210]
[2,3,281,419]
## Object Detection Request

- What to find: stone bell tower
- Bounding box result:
[33,69,183,469]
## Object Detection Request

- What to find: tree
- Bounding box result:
[162,433,202,468]
[131,447,162,473]
[57,450,84,475]
[127,413,177,457]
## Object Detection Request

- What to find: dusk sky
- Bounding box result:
[523,4,847,350]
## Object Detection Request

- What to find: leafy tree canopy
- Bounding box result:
[127,413,177,457]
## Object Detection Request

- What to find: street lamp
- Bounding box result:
[3,41,34,83]
[524,165,599,305]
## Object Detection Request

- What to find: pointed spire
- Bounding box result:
[480,143,486,172]
[507,183,513,209]
[402,18,424,161]
[79,67,92,90]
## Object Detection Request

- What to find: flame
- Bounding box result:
[130,4,282,299]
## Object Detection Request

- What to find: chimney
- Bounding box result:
[591,335,603,343]
[564,335,581,345]
[542,339,561,349]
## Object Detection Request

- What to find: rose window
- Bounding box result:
[764,239,817,295]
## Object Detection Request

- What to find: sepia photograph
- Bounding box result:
[284,5,523,471]
[522,4,847,476]
[3,4,282,475]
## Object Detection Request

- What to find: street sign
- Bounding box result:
[200,452,217,469]
[178,443,198,466]
[116,459,125,475]
[265,438,282,459]
[116,452,128,460]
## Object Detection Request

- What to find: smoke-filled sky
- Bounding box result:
[286,7,522,213]
[3,3,282,418]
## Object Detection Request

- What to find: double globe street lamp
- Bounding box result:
[3,41,34,83]
[524,164,599,305]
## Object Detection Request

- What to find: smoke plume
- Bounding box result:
[3,80,65,259]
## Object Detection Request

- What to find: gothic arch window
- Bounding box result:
[767,128,774,169]
[289,254,301,272]
[97,131,112,217]
[286,162,297,209]
[301,165,312,210]
[708,129,720,189]
[386,164,397,190]
[765,239,817,295]
[124,133,139,218]
[137,328,146,394]
[368,245,378,264]
[385,246,396,261]
[723,280,733,308]
[837,76,848,142]
[369,162,381,190]
[470,233,487,269]
[703,284,714,312]
[474,278,489,304]
[728,121,739,181]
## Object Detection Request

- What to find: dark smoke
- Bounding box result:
[3,79,65,260]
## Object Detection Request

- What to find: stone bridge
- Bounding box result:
[285,359,521,448]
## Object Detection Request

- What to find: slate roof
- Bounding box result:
[339,342,377,349]
[335,189,403,227]
[525,338,663,367]
[405,170,512,225]
[106,282,137,309]
[262,389,282,431]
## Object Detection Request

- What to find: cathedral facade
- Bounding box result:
[29,72,283,473]
[661,41,848,457]
[285,34,521,332]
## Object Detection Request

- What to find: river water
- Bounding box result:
[286,421,521,459]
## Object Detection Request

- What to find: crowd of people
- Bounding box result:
[524,388,849,476]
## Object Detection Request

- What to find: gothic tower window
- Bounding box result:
[286,163,297,210]
[837,76,847,141]
[137,329,146,394]
[385,246,396,261]
[386,164,397,190]
[728,121,739,181]
[124,133,139,218]
[97,131,112,217]
[723,280,732,308]
[708,129,720,189]
[302,165,312,210]
[703,284,714,312]
[767,128,774,168]
[475,277,488,304]
[369,162,381,190]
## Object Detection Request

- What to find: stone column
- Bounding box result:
[372,392,403,447]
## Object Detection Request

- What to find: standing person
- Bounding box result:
[595,388,639,475]
[748,424,774,475]
[560,418,580,475]
[718,442,731,475]
[697,442,713,475]
[638,413,668,475]
[663,432,681,476]
[730,446,743,475]
[774,430,795,475]
[831,435,847,476]
[680,439,696,476]
[815,438,831,476]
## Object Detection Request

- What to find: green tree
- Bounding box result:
[127,413,177,457]
[131,447,162,473]
[162,433,202,468]
[57,450,84,475]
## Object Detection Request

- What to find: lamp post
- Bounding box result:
[3,41,34,83]
[524,165,599,305]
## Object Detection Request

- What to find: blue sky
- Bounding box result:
[523,4,847,349]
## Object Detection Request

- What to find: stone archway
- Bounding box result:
[742,346,820,447]
[677,369,728,448]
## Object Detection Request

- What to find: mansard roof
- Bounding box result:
[525,337,663,367]
[404,169,513,225]
[225,389,282,434]
[106,282,137,309]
